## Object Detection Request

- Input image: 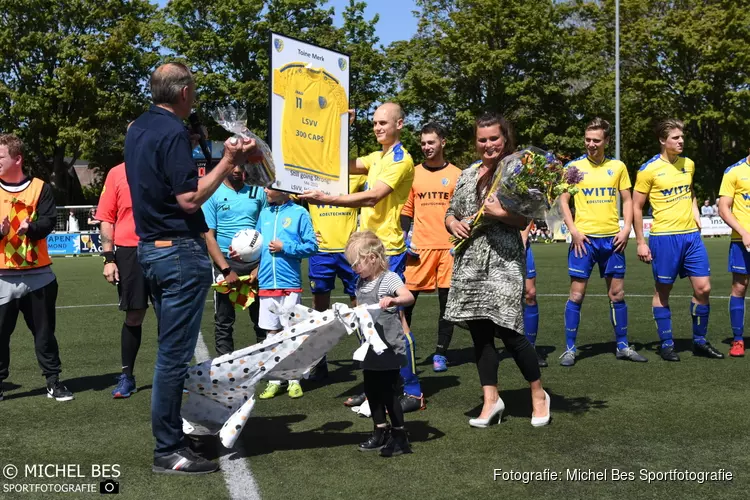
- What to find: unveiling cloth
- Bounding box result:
[182,302,386,448]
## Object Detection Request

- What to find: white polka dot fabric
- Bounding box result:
[182,303,384,448]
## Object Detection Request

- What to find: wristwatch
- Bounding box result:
[102,251,116,265]
[220,267,232,277]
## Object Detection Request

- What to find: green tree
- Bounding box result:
[335,0,388,157]
[618,0,750,199]
[388,0,580,167]
[0,0,159,203]
[158,0,341,141]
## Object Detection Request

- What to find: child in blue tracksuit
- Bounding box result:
[256,188,318,399]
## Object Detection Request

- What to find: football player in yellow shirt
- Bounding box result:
[305,175,364,381]
[301,102,424,413]
[558,118,646,366]
[632,119,723,361]
[717,149,750,357]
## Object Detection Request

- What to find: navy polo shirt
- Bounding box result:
[124,105,208,241]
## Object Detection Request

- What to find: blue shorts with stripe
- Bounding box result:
[388,251,407,281]
[526,243,536,279]
[649,232,710,284]
[309,252,357,296]
[728,241,750,274]
[568,236,626,279]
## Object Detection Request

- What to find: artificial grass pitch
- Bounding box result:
[0,238,748,499]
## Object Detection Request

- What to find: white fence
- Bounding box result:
[553,216,732,241]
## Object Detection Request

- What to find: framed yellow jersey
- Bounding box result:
[270,33,350,195]
[273,63,348,180]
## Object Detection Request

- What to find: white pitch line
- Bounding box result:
[194,332,261,500]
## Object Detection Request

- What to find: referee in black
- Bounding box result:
[125,62,257,475]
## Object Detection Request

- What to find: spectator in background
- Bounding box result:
[701,200,713,217]
[66,210,79,233]
[713,198,720,217]
[87,208,100,232]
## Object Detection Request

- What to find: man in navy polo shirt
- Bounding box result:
[204,165,267,355]
[125,62,257,475]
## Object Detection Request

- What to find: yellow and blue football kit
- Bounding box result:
[562,156,635,355]
[566,155,631,280]
[720,157,750,343]
[308,175,366,295]
[359,142,415,260]
[273,62,348,180]
[634,154,708,284]
[636,155,715,351]
[719,157,750,274]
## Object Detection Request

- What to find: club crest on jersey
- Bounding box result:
[273,38,284,52]
[607,169,614,176]
[338,58,347,71]
[441,178,450,186]
[318,96,327,109]
[282,217,292,228]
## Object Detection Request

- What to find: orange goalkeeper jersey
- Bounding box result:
[402,163,461,250]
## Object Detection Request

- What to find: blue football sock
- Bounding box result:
[610,300,629,349]
[730,295,745,342]
[564,300,582,351]
[400,331,421,397]
[524,303,539,346]
[653,306,673,348]
[691,302,710,345]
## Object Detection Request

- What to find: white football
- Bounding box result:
[231,229,263,264]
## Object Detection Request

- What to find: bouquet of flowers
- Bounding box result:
[452,147,583,254]
[211,105,276,187]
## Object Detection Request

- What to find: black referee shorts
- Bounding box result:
[116,246,150,311]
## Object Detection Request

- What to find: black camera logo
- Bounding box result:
[99,479,120,494]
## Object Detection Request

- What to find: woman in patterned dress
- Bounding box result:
[444,112,550,428]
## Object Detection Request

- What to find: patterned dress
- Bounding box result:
[444,163,526,334]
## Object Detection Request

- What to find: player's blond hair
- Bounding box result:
[345,231,388,273]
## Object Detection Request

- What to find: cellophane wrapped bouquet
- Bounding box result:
[452,147,583,254]
[211,105,276,187]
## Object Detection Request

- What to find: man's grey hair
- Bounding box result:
[150,63,193,105]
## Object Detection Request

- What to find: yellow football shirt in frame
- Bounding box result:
[634,155,697,235]
[566,155,631,237]
[359,143,415,255]
[719,157,750,241]
[309,175,366,252]
[273,62,348,180]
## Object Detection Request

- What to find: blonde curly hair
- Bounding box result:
[345,231,388,273]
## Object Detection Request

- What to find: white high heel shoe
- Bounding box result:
[469,397,505,428]
[530,390,551,427]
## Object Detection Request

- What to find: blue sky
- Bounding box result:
[155,0,418,47]
[325,0,418,46]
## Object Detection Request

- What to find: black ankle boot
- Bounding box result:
[359,426,389,452]
[380,428,412,457]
